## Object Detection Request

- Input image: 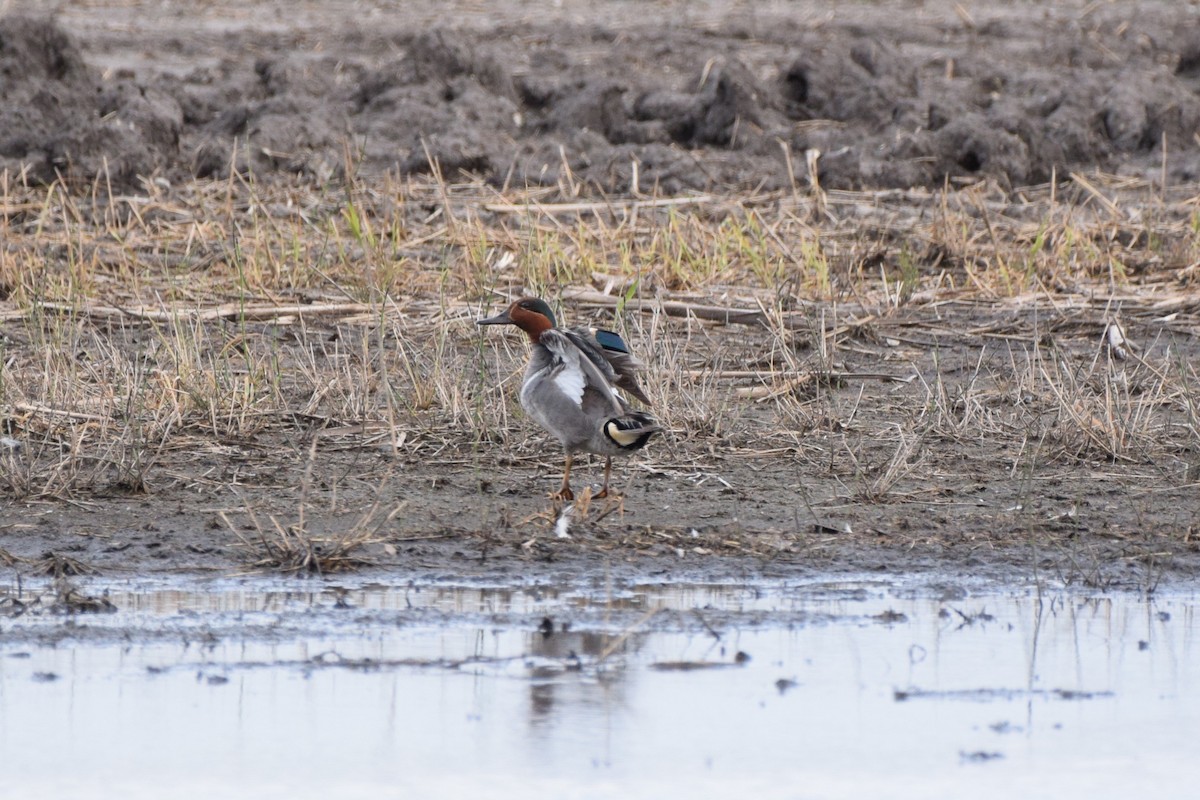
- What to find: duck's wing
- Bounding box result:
[540,330,625,416]
[563,327,652,405]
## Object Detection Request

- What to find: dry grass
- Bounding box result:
[2,166,1200,572]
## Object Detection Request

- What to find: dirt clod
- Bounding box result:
[2,4,1200,189]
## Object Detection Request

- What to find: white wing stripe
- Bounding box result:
[539,329,623,413]
[553,363,587,407]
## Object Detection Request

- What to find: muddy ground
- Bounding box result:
[3,283,1198,592]
[2,1,1200,591]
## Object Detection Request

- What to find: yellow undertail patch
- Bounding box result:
[605,421,644,447]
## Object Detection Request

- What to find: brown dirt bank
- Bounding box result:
[3,1,1200,192]
[2,279,1197,591]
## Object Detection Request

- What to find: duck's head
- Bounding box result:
[477,297,557,341]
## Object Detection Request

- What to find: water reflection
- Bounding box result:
[0,579,1196,799]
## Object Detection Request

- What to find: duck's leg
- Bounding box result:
[555,452,575,501]
[594,456,614,499]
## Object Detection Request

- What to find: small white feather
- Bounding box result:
[1105,321,1130,361]
[554,505,573,538]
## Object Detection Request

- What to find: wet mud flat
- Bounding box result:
[1,575,1197,799]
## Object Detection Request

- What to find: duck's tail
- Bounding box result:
[602,411,660,451]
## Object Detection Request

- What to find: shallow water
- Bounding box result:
[0,577,1196,800]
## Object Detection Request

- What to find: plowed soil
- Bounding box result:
[4,1,1200,192]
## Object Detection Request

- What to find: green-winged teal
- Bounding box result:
[478,297,659,501]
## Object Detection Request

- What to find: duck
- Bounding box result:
[477,297,660,501]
